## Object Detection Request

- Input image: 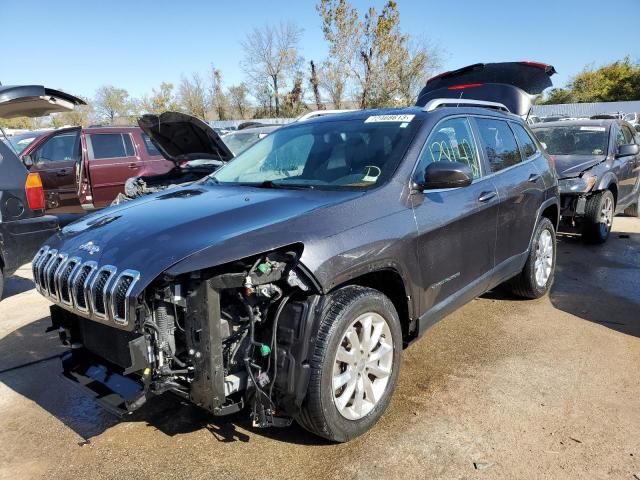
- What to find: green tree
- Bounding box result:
[228,83,251,119]
[94,85,130,124]
[141,82,180,114]
[542,88,575,105]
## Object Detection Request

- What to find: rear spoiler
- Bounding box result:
[416,61,556,117]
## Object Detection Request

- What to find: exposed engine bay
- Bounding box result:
[112,163,224,204]
[50,247,321,428]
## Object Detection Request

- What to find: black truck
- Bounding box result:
[37,63,560,442]
[0,85,85,299]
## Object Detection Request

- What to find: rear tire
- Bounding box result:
[582,190,614,244]
[295,285,402,442]
[508,217,556,299]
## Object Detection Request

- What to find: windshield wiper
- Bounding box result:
[253,180,315,190]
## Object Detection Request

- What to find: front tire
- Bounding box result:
[582,190,615,244]
[296,286,402,442]
[508,216,556,299]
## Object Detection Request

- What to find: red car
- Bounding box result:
[21,126,174,212]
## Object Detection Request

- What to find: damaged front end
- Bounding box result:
[47,246,323,427]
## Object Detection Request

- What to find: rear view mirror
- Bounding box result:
[616,144,640,157]
[23,154,34,168]
[418,161,473,190]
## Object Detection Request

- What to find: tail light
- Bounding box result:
[25,172,46,210]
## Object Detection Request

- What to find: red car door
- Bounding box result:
[28,129,81,213]
[84,131,141,207]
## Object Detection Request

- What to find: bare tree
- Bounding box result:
[228,83,251,119]
[178,73,208,119]
[241,21,303,116]
[94,85,130,124]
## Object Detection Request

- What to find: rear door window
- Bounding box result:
[510,122,538,159]
[87,133,135,159]
[475,118,523,173]
[415,117,482,181]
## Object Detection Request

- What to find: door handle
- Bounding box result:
[478,191,497,202]
[128,163,140,169]
[528,173,541,183]
[56,169,67,176]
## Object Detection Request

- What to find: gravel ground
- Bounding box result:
[0,217,639,480]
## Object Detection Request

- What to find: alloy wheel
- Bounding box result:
[534,229,554,287]
[600,195,614,236]
[332,312,394,420]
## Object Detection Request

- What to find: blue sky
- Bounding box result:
[2,0,638,100]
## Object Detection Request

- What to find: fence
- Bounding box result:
[532,101,640,118]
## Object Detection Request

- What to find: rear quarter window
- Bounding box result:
[142,133,161,156]
[475,118,523,173]
[511,122,538,159]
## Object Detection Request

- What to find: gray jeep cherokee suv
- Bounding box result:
[35,65,560,442]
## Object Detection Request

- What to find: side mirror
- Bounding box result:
[23,154,34,168]
[616,143,640,157]
[417,161,473,190]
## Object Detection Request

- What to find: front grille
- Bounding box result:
[32,245,141,327]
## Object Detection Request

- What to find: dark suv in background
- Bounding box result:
[36,62,560,442]
[0,85,85,299]
[531,119,640,243]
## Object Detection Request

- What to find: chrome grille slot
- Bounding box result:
[58,257,80,305]
[90,266,117,318]
[32,247,48,283]
[110,270,140,325]
[47,254,66,299]
[41,250,58,295]
[71,262,97,312]
[38,250,55,292]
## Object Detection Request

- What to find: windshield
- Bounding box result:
[532,125,609,155]
[212,116,422,190]
[222,130,271,155]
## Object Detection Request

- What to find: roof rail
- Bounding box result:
[423,98,510,113]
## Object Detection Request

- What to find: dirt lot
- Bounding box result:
[1,218,639,480]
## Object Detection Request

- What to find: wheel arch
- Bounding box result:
[329,268,415,345]
[595,173,618,205]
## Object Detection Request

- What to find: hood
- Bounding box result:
[0,85,86,118]
[416,61,556,116]
[45,184,363,293]
[138,111,234,165]
[554,155,606,178]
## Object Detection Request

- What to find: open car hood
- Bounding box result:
[0,85,86,118]
[138,111,234,165]
[416,62,556,116]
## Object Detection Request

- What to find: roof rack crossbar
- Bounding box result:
[423,98,510,113]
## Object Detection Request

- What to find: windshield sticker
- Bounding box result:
[580,126,606,132]
[365,114,415,123]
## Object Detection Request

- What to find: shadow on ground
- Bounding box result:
[3,274,34,299]
[550,230,640,338]
[0,317,325,445]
